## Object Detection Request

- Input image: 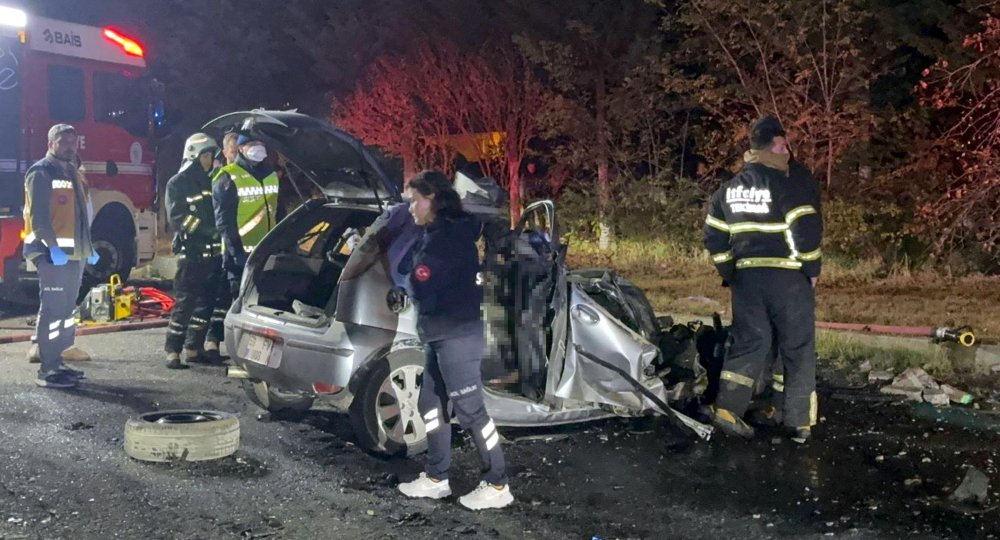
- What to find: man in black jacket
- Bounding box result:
[703,116,823,444]
[163,133,222,369]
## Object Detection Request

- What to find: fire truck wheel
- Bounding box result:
[87,218,136,285]
[0,285,39,307]
[124,410,240,463]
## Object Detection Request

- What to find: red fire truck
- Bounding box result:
[0,6,161,302]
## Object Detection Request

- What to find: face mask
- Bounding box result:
[244,145,267,163]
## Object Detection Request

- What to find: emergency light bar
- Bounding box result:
[0,6,27,28]
[102,27,143,57]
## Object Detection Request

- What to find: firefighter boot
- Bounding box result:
[202,341,222,364]
[165,352,190,370]
[184,348,207,364]
[791,426,811,444]
[711,406,755,439]
[747,404,783,428]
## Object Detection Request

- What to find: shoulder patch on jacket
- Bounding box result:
[414,264,432,282]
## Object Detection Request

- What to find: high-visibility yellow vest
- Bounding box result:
[23,159,90,256]
[214,163,279,252]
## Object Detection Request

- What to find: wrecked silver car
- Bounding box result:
[210,110,712,456]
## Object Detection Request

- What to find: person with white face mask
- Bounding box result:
[205,132,281,361]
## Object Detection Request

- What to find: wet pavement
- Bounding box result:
[0,324,998,539]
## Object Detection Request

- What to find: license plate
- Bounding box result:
[244,334,274,366]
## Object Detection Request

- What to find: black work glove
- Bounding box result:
[386,286,409,313]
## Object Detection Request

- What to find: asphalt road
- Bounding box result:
[0,325,999,539]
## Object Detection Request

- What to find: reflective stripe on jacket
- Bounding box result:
[703,160,823,280]
[22,156,94,261]
[166,161,222,258]
[213,162,278,253]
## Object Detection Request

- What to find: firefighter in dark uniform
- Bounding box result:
[746,157,823,428]
[703,116,823,444]
[205,132,279,358]
[163,133,223,369]
[395,170,513,511]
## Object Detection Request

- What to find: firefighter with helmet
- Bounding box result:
[163,133,223,369]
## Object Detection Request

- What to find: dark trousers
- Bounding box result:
[35,258,84,373]
[749,344,785,418]
[419,332,508,486]
[205,270,239,346]
[716,268,817,428]
[165,256,220,353]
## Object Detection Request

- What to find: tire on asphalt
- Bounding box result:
[124,410,240,462]
[241,379,315,414]
[349,347,428,457]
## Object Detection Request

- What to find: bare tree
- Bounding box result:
[918,9,1000,256]
[676,0,874,190]
[333,39,549,223]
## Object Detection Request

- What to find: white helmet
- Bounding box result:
[182,132,218,162]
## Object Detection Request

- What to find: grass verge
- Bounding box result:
[567,238,1000,340]
[816,330,952,380]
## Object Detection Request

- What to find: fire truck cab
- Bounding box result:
[0,6,161,302]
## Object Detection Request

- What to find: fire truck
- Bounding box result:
[0,6,161,302]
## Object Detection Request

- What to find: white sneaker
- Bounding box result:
[398,472,451,499]
[458,481,514,510]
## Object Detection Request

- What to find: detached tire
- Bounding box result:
[349,348,427,457]
[124,410,240,463]
[241,379,315,414]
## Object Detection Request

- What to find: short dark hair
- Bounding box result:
[749,116,786,150]
[47,124,76,143]
[408,170,464,219]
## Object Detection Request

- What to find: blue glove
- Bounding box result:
[87,252,100,265]
[48,247,68,266]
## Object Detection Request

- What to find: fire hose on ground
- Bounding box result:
[814,322,977,347]
[0,278,174,345]
[0,318,169,345]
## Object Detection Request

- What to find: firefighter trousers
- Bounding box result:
[205,271,239,347]
[419,332,508,486]
[35,258,84,374]
[165,256,220,354]
[716,268,817,428]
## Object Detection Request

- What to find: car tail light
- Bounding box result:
[311,382,342,394]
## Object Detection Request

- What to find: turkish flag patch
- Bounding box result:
[414,264,432,282]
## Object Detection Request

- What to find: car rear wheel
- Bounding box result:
[349,348,427,456]
[241,379,315,414]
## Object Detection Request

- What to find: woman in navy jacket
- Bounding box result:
[396,170,513,511]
